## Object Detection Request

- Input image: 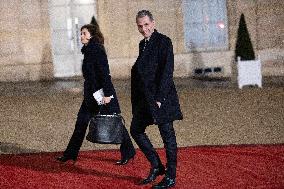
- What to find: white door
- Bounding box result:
[48,0,96,78]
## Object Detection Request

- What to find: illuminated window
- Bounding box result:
[182,0,229,51]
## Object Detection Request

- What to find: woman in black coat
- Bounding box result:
[57,24,135,165]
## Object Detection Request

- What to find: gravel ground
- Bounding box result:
[0,77,283,154]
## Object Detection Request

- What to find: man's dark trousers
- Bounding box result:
[130,117,177,179]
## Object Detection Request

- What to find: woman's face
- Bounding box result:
[81,28,92,45]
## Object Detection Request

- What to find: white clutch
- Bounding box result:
[93,89,113,105]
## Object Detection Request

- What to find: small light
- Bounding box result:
[217,21,225,29]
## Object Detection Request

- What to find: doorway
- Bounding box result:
[48,0,96,78]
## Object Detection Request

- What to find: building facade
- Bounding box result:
[0,0,283,81]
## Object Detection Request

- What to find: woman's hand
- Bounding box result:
[102,96,112,104]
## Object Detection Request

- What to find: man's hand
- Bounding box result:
[156,101,161,108]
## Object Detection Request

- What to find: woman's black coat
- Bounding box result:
[81,40,120,114]
[131,30,183,125]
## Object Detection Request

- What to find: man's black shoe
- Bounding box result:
[152,176,175,188]
[138,166,165,185]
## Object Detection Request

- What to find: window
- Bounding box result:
[182,0,229,51]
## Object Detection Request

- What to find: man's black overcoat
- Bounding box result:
[131,30,183,125]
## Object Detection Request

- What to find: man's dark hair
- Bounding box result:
[136,10,154,21]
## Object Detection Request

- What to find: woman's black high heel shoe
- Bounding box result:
[56,156,77,164]
[115,156,134,165]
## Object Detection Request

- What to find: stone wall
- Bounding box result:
[227,0,284,77]
[98,0,284,79]
[0,0,53,81]
[0,0,283,81]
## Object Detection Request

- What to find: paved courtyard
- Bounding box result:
[0,77,283,154]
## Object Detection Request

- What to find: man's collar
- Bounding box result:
[145,29,157,41]
[145,36,151,42]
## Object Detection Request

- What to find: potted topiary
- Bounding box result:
[235,13,255,61]
[235,14,262,88]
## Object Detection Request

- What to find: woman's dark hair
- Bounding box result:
[81,23,104,44]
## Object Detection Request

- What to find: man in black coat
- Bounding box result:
[130,10,183,188]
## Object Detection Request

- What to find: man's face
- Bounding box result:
[136,16,155,39]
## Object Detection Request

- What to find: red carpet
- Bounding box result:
[1,144,284,189]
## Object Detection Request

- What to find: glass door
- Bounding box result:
[48,0,96,77]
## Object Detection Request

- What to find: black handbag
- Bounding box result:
[86,112,125,144]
